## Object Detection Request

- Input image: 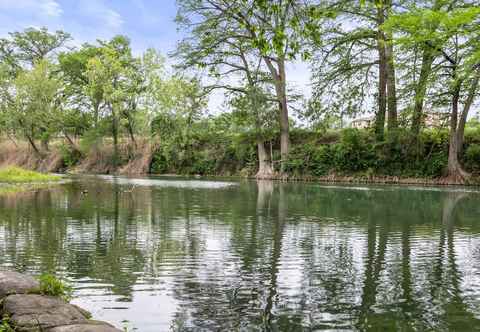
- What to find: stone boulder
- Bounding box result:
[2,294,89,331]
[0,271,40,299]
[48,322,123,332]
[0,271,122,332]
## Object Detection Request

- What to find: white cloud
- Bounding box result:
[129,0,160,26]
[104,9,124,29]
[40,0,63,17]
[80,0,124,30]
[0,0,62,18]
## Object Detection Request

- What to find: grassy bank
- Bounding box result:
[0,166,60,183]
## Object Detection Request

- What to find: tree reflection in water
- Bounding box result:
[0,178,480,331]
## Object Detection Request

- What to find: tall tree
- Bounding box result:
[309,0,398,138]
[177,0,320,172]
[5,60,62,154]
[387,2,480,181]
[3,27,70,65]
[86,36,143,169]
[176,13,276,176]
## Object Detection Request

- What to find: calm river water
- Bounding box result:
[1,176,480,331]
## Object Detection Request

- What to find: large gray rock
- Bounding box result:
[3,294,89,332]
[48,322,123,332]
[0,271,40,299]
[0,271,122,332]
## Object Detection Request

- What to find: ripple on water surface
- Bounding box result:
[1,177,480,331]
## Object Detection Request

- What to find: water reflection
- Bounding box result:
[0,178,480,331]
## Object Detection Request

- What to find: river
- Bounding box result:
[1,175,480,331]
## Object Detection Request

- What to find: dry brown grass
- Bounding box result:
[0,136,157,175]
[118,139,156,175]
[74,143,117,174]
[0,141,64,172]
[74,138,156,175]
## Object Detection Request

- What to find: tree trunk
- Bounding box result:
[277,59,289,173]
[126,113,137,150]
[457,73,480,155]
[93,100,100,127]
[447,80,469,182]
[7,132,18,147]
[25,132,40,156]
[446,72,479,182]
[125,100,137,150]
[40,128,49,152]
[256,139,274,179]
[64,131,83,157]
[18,119,40,155]
[264,57,289,174]
[92,101,101,151]
[375,2,387,141]
[411,47,435,140]
[386,41,397,130]
[385,0,398,131]
[110,103,119,172]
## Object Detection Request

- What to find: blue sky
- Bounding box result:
[0,0,311,112]
[0,0,181,53]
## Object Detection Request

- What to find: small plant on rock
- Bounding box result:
[38,274,73,301]
[0,315,14,332]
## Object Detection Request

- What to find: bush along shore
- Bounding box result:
[1,127,480,186]
[0,270,122,331]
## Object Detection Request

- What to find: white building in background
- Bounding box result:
[349,112,448,129]
[350,116,375,129]
[424,112,448,128]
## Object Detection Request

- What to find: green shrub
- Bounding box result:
[0,315,14,332]
[59,144,81,168]
[332,129,375,172]
[465,144,480,172]
[310,145,333,176]
[466,144,480,163]
[38,274,73,301]
[150,150,169,174]
[422,151,448,178]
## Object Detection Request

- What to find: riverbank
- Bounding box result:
[253,173,480,186]
[1,154,479,186]
[0,271,121,331]
[1,127,480,186]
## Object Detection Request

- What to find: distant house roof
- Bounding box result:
[351,115,374,123]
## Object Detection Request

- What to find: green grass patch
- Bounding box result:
[0,166,60,183]
[38,274,73,301]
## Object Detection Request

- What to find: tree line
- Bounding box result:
[0,0,479,182]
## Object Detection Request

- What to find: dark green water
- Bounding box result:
[1,176,480,331]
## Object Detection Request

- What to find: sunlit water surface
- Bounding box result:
[1,176,480,331]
